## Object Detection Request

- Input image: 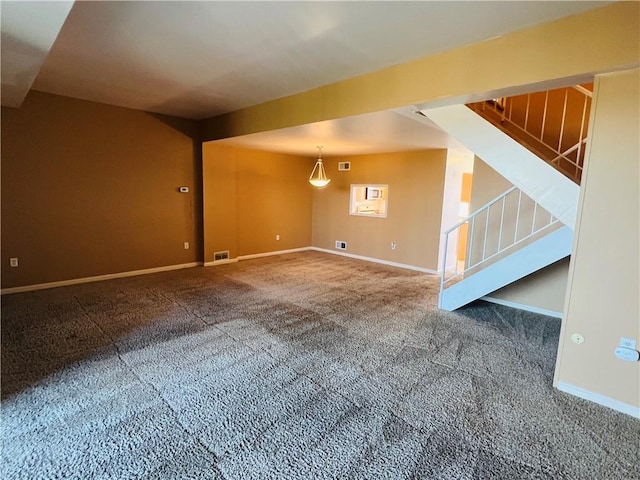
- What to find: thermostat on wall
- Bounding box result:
[178,186,189,193]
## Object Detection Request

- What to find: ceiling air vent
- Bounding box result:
[214,251,229,261]
[338,162,350,171]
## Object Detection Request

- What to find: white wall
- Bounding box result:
[438,148,474,272]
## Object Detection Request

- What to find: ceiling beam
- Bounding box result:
[201,2,639,142]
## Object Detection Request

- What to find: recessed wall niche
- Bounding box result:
[349,184,389,218]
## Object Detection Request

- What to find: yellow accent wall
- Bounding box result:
[555,68,640,409]
[1,91,202,288]
[202,3,639,141]
[311,150,448,271]
[202,144,314,261]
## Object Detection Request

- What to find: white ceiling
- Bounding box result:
[1,1,608,155]
[0,0,74,107]
[214,106,468,156]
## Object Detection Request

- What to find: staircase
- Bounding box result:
[468,85,592,184]
[438,187,572,311]
[420,85,591,311]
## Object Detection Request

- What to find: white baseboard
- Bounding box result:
[203,247,437,275]
[1,262,202,295]
[480,296,563,318]
[2,247,435,294]
[309,247,438,274]
[203,247,312,267]
[556,382,640,419]
[203,258,239,267]
[238,247,312,261]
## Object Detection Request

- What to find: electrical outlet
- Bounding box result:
[391,242,396,250]
[276,234,280,241]
[184,242,190,250]
[619,337,637,349]
[9,257,18,267]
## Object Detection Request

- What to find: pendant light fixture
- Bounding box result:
[308,146,330,188]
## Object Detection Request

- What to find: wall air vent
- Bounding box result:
[213,251,230,261]
[338,162,351,171]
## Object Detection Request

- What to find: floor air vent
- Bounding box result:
[214,251,230,261]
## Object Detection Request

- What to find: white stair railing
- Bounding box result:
[439,187,561,305]
[468,85,592,184]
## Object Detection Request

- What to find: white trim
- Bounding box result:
[237,247,312,261]
[203,248,313,267]
[309,247,438,274]
[203,258,239,267]
[556,382,640,419]
[421,104,579,229]
[440,226,572,311]
[1,262,202,295]
[1,248,435,294]
[480,296,563,319]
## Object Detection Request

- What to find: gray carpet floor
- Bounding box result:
[1,251,638,479]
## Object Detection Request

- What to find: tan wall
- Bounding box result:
[468,156,512,221]
[469,156,569,314]
[202,3,639,141]
[1,91,202,288]
[490,259,569,315]
[555,68,640,408]
[312,150,447,271]
[202,144,313,262]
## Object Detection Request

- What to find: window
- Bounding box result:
[349,184,388,218]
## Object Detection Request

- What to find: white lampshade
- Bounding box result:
[309,146,330,188]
